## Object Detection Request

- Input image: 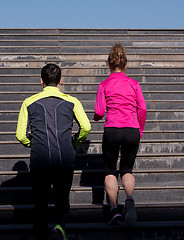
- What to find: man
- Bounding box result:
[16,64,91,240]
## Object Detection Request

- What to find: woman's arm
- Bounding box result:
[136,83,147,139]
[93,84,106,121]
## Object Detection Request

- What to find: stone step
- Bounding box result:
[0,183,183,204]
[1,67,184,75]
[1,153,184,162]
[0,39,184,48]
[0,90,184,101]
[0,29,184,37]
[68,185,184,204]
[2,61,179,71]
[0,82,184,93]
[1,37,184,43]
[0,110,184,121]
[1,130,184,141]
[0,220,183,240]
[75,100,184,110]
[1,118,184,131]
[0,202,183,224]
[0,168,183,188]
[1,46,184,54]
[1,72,184,77]
[0,28,183,33]
[0,29,59,34]
[1,140,184,155]
[1,112,184,125]
[0,154,183,172]
[0,75,184,84]
[0,53,184,62]
[83,120,184,131]
[0,143,184,166]
[1,100,184,111]
[0,29,184,38]
[1,138,184,146]
[1,77,184,88]
[1,43,184,49]
[1,40,184,47]
[1,60,184,69]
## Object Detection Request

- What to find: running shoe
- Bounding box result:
[52,224,67,240]
[108,208,122,225]
[124,198,137,227]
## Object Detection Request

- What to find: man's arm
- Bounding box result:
[72,98,91,147]
[16,100,31,147]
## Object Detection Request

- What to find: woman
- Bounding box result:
[93,44,147,226]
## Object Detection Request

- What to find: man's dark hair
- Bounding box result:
[41,64,61,86]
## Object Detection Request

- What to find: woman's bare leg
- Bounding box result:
[105,174,118,208]
[121,173,135,197]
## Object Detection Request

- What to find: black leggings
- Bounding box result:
[30,166,74,240]
[102,127,140,178]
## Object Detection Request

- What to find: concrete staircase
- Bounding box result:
[0,29,184,239]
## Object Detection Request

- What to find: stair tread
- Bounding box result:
[0,221,183,231]
[1,152,184,158]
[0,182,183,191]
[0,202,184,210]
[0,168,184,175]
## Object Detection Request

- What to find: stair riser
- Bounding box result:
[1,54,184,62]
[0,156,183,171]
[1,48,184,54]
[0,206,183,225]
[0,171,183,187]
[1,76,184,85]
[1,121,184,131]
[0,93,184,101]
[0,188,183,205]
[0,28,184,34]
[1,142,184,155]
[1,83,184,92]
[2,101,184,112]
[1,111,184,121]
[135,156,184,169]
[2,39,184,46]
[1,61,184,69]
[1,132,184,141]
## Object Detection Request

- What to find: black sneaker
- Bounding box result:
[124,198,137,227]
[52,224,67,240]
[108,208,122,225]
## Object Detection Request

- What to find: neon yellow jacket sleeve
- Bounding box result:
[16,99,31,147]
[72,98,91,147]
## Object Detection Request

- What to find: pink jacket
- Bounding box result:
[94,72,147,138]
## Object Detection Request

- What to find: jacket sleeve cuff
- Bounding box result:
[93,113,103,121]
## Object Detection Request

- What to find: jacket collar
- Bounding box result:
[42,86,60,92]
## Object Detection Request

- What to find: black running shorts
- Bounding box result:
[102,127,140,178]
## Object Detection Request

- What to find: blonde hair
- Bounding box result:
[108,44,127,71]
